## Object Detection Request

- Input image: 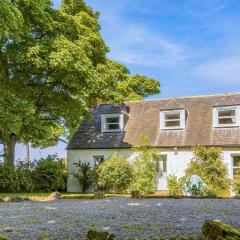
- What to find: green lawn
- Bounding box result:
[62,193,130,199]
[0,192,130,201]
[0,192,49,198]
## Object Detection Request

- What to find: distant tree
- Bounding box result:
[0,0,160,166]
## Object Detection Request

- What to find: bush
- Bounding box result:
[167,175,182,197]
[0,155,66,193]
[33,155,67,192]
[15,162,34,192]
[233,169,240,196]
[73,161,93,193]
[131,135,157,194]
[97,153,133,193]
[185,146,231,196]
[0,164,17,192]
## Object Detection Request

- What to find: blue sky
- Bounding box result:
[54,0,240,99]
[12,0,240,161]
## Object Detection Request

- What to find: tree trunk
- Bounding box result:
[26,143,30,168]
[3,137,16,166]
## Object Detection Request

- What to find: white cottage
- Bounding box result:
[67,93,240,193]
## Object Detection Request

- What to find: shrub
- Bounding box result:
[33,155,67,192]
[0,162,34,192]
[185,177,205,197]
[184,146,231,196]
[233,169,240,196]
[73,161,93,193]
[97,153,133,193]
[0,164,17,192]
[167,175,182,197]
[131,135,157,194]
[15,162,34,192]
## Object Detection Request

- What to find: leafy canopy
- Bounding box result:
[0,0,160,164]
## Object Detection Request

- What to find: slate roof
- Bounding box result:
[67,93,240,149]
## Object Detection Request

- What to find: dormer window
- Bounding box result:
[213,106,240,128]
[160,109,186,130]
[101,114,123,132]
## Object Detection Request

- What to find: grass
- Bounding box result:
[0,192,236,201]
[62,193,130,199]
[0,192,130,201]
[0,192,50,201]
[0,236,9,240]
[0,192,49,198]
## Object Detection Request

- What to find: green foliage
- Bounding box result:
[185,146,231,196]
[15,163,35,192]
[96,153,133,192]
[233,169,240,196]
[0,155,66,192]
[185,179,205,197]
[201,220,240,240]
[0,0,160,165]
[0,162,34,192]
[0,164,17,192]
[34,155,67,192]
[0,235,9,240]
[167,175,182,197]
[131,135,158,194]
[0,0,23,38]
[73,161,93,193]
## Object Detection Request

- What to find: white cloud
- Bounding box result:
[85,0,189,69]
[184,0,230,17]
[107,25,187,68]
[193,57,240,85]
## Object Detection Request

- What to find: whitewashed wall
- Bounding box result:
[67,147,240,193]
[222,148,240,179]
[67,149,130,192]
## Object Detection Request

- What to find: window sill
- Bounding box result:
[160,127,185,131]
[101,130,123,133]
[213,125,240,129]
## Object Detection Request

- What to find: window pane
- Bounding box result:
[93,156,104,167]
[218,117,236,125]
[155,160,160,173]
[106,117,119,124]
[233,169,240,179]
[107,123,120,130]
[218,110,236,117]
[163,159,167,173]
[165,113,180,120]
[233,156,240,167]
[165,121,180,127]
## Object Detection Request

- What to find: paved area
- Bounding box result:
[0,197,240,239]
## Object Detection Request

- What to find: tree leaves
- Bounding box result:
[185,146,231,196]
[0,0,160,162]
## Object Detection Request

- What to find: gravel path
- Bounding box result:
[0,197,240,240]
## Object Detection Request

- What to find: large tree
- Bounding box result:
[0,0,160,166]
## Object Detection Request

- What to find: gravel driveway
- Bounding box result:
[0,197,240,240]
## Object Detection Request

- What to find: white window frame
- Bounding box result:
[232,155,240,179]
[160,109,186,130]
[213,106,240,128]
[101,114,124,132]
[93,155,104,167]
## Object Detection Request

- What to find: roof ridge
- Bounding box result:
[126,92,240,103]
